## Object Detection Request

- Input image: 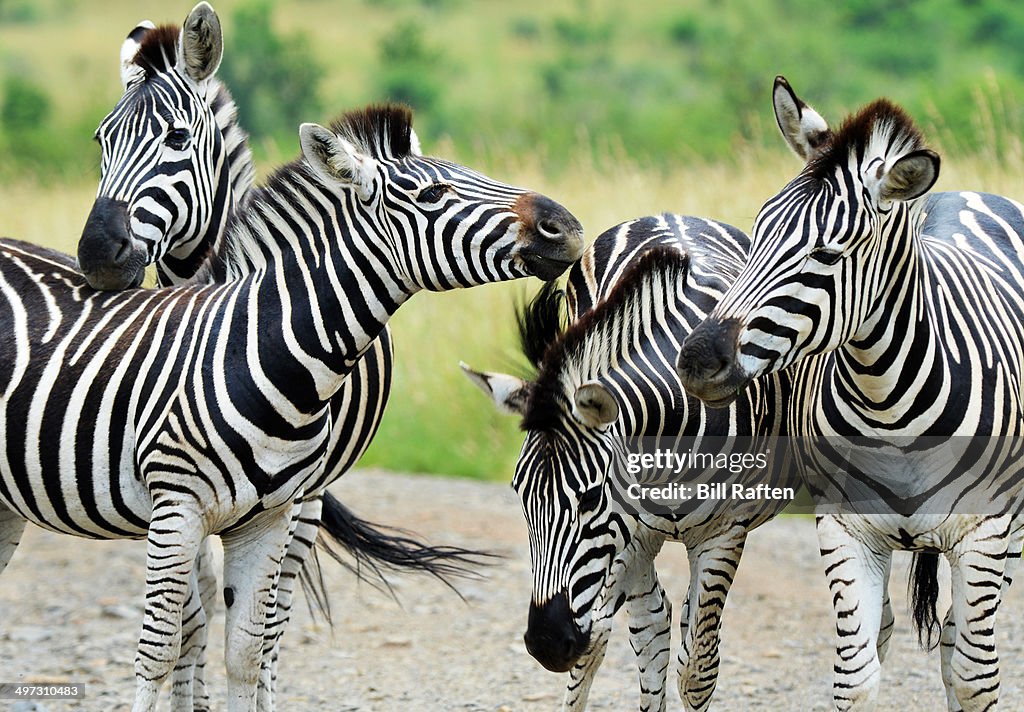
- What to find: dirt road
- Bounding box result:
[1,469,1021,711]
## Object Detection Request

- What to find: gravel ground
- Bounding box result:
[1,469,1021,711]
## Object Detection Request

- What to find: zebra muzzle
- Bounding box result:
[514,193,584,280]
[78,197,147,291]
[677,317,748,407]
[523,591,591,673]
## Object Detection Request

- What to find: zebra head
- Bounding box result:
[293,113,584,290]
[677,77,939,405]
[462,283,638,673]
[80,2,250,290]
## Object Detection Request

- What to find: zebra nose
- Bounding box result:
[677,318,744,406]
[528,194,583,248]
[514,193,584,280]
[79,198,145,290]
[523,591,589,673]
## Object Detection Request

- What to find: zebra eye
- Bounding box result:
[578,486,603,513]
[809,247,843,265]
[418,183,452,204]
[165,127,191,149]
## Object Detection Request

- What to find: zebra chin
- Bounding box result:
[80,263,146,291]
[523,591,592,673]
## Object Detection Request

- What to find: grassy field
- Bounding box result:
[6,140,1024,479]
[5,1,1024,479]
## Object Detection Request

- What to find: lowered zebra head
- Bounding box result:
[677,77,939,406]
[80,2,253,290]
[291,109,584,291]
[462,251,690,673]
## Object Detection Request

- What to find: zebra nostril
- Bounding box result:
[113,237,133,265]
[537,218,562,241]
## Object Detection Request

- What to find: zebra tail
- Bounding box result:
[299,490,497,624]
[908,551,941,650]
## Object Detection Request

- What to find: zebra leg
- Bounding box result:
[876,552,894,664]
[257,496,321,712]
[221,505,295,712]
[132,504,207,712]
[938,520,1019,712]
[562,618,612,711]
[939,607,962,712]
[945,518,1010,711]
[170,539,218,712]
[676,528,745,712]
[0,505,26,574]
[626,560,671,712]
[169,560,209,712]
[817,515,887,712]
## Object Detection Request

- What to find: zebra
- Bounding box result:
[677,76,1024,711]
[463,214,796,711]
[0,103,583,711]
[72,6,423,708]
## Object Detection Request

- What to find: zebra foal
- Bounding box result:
[678,76,1024,711]
[465,214,795,711]
[0,104,582,711]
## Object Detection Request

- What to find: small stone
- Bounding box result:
[8,626,52,643]
[100,604,138,620]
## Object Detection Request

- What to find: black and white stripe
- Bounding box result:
[0,102,582,711]
[678,76,1024,712]
[72,7,408,708]
[465,214,794,711]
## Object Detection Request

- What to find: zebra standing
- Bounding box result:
[73,6,417,708]
[0,104,582,711]
[677,76,1024,711]
[464,214,796,711]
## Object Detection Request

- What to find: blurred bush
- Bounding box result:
[217,0,323,142]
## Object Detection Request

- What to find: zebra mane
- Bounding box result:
[328,104,416,161]
[519,247,689,431]
[809,98,926,180]
[201,105,416,282]
[132,25,180,79]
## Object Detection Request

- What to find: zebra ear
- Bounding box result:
[299,123,378,199]
[120,21,156,88]
[573,382,618,429]
[459,362,529,416]
[177,2,223,83]
[773,75,831,162]
[875,149,940,204]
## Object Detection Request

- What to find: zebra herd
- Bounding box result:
[2,2,1023,711]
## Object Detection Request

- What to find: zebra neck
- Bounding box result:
[833,201,943,423]
[155,80,255,288]
[211,79,255,209]
[215,174,413,396]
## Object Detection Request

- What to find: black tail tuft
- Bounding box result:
[908,551,941,650]
[298,491,497,624]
